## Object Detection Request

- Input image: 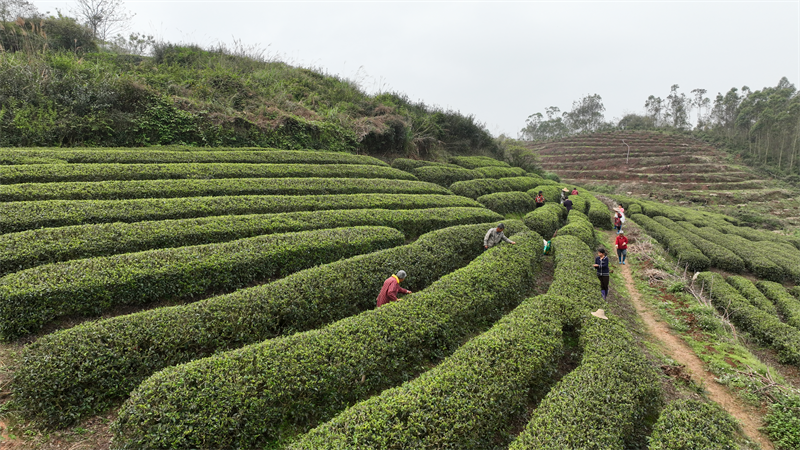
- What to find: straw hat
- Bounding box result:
[562,188,569,192]
[591,309,608,320]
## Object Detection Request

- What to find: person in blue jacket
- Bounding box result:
[593,247,610,300]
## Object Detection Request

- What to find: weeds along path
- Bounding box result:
[612,231,773,450]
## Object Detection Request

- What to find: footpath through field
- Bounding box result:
[609,230,774,450]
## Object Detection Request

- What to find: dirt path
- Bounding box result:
[617,259,774,449]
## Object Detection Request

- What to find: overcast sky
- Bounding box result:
[32,0,800,137]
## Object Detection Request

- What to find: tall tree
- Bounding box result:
[645,95,664,127]
[71,0,133,41]
[691,88,710,129]
[665,84,690,129]
[563,94,606,133]
[0,0,38,21]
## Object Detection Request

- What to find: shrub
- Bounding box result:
[411,165,476,186]
[627,203,643,215]
[0,207,502,276]
[390,158,460,172]
[547,234,603,310]
[764,394,800,450]
[719,225,800,251]
[631,214,710,272]
[0,193,480,233]
[471,166,527,179]
[111,230,542,449]
[288,294,563,449]
[477,191,536,215]
[449,155,510,169]
[726,276,777,315]
[0,176,451,202]
[569,194,589,214]
[557,211,596,249]
[648,400,740,450]
[757,281,800,330]
[449,176,541,199]
[527,185,562,204]
[0,227,403,340]
[695,272,800,364]
[757,241,800,284]
[653,216,745,273]
[0,163,416,184]
[15,222,514,428]
[524,203,563,240]
[791,287,800,300]
[587,195,613,230]
[0,149,389,166]
[543,172,560,182]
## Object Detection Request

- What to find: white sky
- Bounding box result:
[32,0,800,137]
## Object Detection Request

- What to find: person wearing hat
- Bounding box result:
[484,223,516,251]
[376,270,412,307]
[615,231,628,264]
[560,187,568,204]
[534,191,545,208]
[593,247,610,300]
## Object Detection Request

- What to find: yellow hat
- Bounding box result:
[590,309,608,320]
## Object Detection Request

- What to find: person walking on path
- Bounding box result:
[534,191,546,208]
[613,212,623,234]
[484,223,516,251]
[615,231,628,264]
[376,270,412,307]
[593,248,610,300]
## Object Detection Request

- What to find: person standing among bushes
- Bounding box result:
[560,188,569,204]
[571,187,579,195]
[613,212,623,234]
[593,248,610,300]
[563,197,573,213]
[534,191,545,208]
[376,270,412,307]
[615,231,628,265]
[484,223,516,251]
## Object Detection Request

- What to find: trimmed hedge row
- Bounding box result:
[449,155,510,169]
[587,194,614,230]
[15,222,510,428]
[472,166,527,178]
[288,293,564,449]
[557,210,596,249]
[653,216,745,273]
[0,163,416,184]
[647,399,740,450]
[510,316,662,450]
[627,203,643,215]
[390,158,461,171]
[0,149,388,166]
[0,207,500,276]
[757,281,800,330]
[527,185,562,204]
[110,230,542,449]
[0,177,451,202]
[791,286,800,300]
[678,222,784,282]
[568,194,589,214]
[0,226,404,340]
[411,165,477,186]
[695,272,800,364]
[631,214,710,272]
[719,225,800,251]
[524,203,566,240]
[449,176,543,199]
[726,276,778,315]
[0,193,480,233]
[757,241,800,284]
[611,195,736,229]
[477,191,536,215]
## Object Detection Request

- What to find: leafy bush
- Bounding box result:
[757,281,800,330]
[471,166,527,178]
[568,194,589,214]
[791,287,800,300]
[718,225,800,251]
[695,272,800,364]
[110,229,542,449]
[0,207,501,276]
[449,177,540,199]
[543,172,561,182]
[477,191,536,215]
[653,216,745,273]
[587,195,613,230]
[764,394,800,450]
[527,185,562,204]
[632,214,710,272]
[0,226,403,340]
[726,276,777,315]
[449,155,510,169]
[15,222,509,428]
[557,210,596,249]
[0,176,450,202]
[288,293,563,449]
[627,203,643,215]
[0,148,388,166]
[524,203,564,240]
[0,193,479,233]
[648,400,740,450]
[411,165,476,186]
[390,158,460,171]
[0,162,415,184]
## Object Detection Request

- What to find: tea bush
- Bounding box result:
[653,216,745,273]
[449,155,510,169]
[0,207,501,275]
[0,226,403,340]
[524,203,565,240]
[0,162,415,184]
[726,276,777,315]
[587,195,613,230]
[449,176,542,199]
[15,222,513,428]
[471,166,527,178]
[390,158,461,171]
[631,214,710,272]
[557,210,596,249]
[764,394,800,450]
[791,287,800,300]
[719,225,800,251]
[0,193,478,233]
[411,165,476,186]
[527,185,562,204]
[757,281,800,330]
[111,230,542,449]
[647,399,739,450]
[477,191,536,215]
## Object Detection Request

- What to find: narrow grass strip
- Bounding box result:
[110,230,541,449]
[0,163,415,184]
[0,193,478,233]
[0,226,403,340]
[14,222,514,428]
[0,177,449,202]
[0,207,500,276]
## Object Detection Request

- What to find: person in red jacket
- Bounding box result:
[376,270,412,307]
[615,231,628,264]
